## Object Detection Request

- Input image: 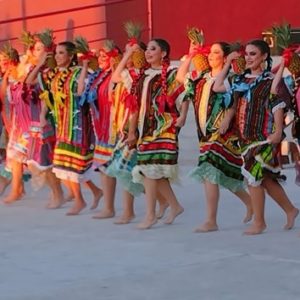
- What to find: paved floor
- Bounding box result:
[1,107,300,300]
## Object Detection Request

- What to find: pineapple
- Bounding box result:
[124,21,146,69]
[272,22,300,76]
[102,40,122,70]
[36,28,56,68]
[230,42,246,74]
[19,31,36,50]
[74,36,98,71]
[187,27,210,72]
[1,43,19,65]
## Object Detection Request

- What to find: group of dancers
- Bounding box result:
[0,25,300,235]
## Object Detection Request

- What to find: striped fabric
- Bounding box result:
[43,67,94,182]
[132,67,184,183]
[188,72,245,192]
[233,76,286,186]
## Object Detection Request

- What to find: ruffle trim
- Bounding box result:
[132,164,179,184]
[106,161,144,197]
[52,166,94,183]
[189,161,245,192]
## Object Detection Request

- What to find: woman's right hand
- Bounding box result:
[227,51,241,63]
[37,52,50,68]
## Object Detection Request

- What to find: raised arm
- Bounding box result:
[77,60,89,96]
[25,52,48,85]
[213,51,240,93]
[111,43,139,84]
[271,57,285,94]
[176,42,197,84]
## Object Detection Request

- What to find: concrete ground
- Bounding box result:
[1,107,300,300]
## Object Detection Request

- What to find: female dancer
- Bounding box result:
[214,40,299,234]
[27,41,95,215]
[176,42,252,232]
[108,42,170,224]
[125,39,185,229]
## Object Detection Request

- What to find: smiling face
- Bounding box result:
[55,45,72,68]
[98,50,111,70]
[245,44,267,72]
[208,43,226,70]
[145,40,166,68]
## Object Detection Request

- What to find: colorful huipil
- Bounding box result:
[106,68,144,196]
[39,67,94,182]
[132,67,184,183]
[5,64,55,170]
[80,69,117,172]
[231,71,287,186]
[185,70,245,192]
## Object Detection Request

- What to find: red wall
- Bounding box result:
[1,0,299,59]
[151,0,300,58]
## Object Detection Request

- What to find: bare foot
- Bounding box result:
[0,177,10,196]
[137,217,157,230]
[92,209,115,219]
[156,203,169,219]
[46,198,67,209]
[243,223,266,235]
[90,189,103,210]
[66,202,87,216]
[64,194,74,202]
[243,206,253,223]
[3,193,24,204]
[284,208,299,230]
[114,214,135,225]
[194,221,218,233]
[164,206,184,224]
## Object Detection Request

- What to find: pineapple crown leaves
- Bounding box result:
[0,43,19,63]
[123,21,143,40]
[102,39,117,52]
[19,30,36,49]
[187,26,204,46]
[36,28,55,49]
[271,22,291,49]
[74,36,90,54]
[229,41,244,52]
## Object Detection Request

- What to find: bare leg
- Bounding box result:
[84,180,103,210]
[244,185,267,235]
[45,169,65,209]
[194,181,219,232]
[3,160,24,203]
[61,179,74,201]
[158,178,184,224]
[93,173,116,219]
[0,175,10,196]
[114,190,135,224]
[66,181,86,215]
[233,189,253,223]
[137,177,158,229]
[156,191,169,219]
[263,178,299,230]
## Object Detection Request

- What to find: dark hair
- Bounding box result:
[216,42,231,57]
[247,39,272,71]
[57,41,78,66]
[151,38,170,59]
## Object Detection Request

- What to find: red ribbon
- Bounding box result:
[128,38,138,46]
[105,48,119,58]
[192,45,211,57]
[79,51,95,61]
